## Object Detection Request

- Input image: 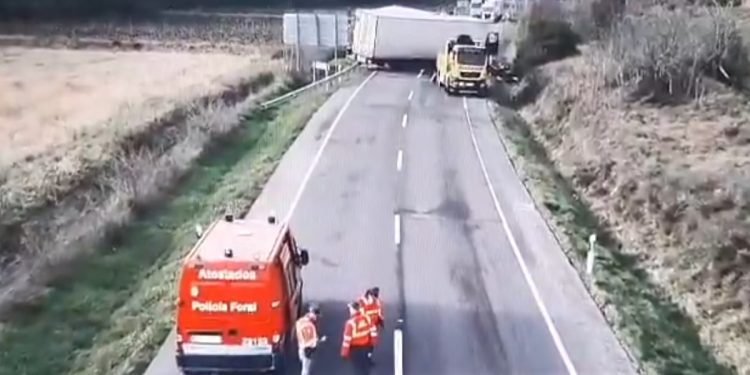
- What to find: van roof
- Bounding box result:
[187,217,287,263]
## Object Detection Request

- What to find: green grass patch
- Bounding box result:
[0,88,334,375]
[489,105,735,375]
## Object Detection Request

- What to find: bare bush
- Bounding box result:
[604,6,749,103]
[514,2,581,75]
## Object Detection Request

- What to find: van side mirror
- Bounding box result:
[298,248,310,266]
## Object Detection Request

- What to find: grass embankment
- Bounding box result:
[488,105,735,375]
[0,83,338,375]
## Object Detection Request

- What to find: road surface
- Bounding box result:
[144,70,637,375]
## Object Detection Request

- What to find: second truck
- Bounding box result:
[436,34,493,96]
[436,32,516,96]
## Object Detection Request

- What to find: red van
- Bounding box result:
[174,214,310,374]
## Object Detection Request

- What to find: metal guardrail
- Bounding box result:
[260,62,361,110]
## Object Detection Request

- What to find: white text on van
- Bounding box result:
[198,269,257,281]
[192,301,258,313]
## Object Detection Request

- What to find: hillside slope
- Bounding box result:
[518,45,750,373]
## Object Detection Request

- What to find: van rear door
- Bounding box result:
[180,265,282,353]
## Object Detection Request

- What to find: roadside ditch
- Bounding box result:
[0,66,364,375]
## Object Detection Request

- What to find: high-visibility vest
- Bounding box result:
[358,295,383,326]
[340,313,378,357]
[296,315,318,349]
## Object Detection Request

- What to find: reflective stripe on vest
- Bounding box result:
[359,296,383,322]
[345,315,375,347]
[296,316,317,348]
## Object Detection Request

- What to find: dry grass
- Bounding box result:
[0,13,283,54]
[0,47,276,165]
[0,47,281,224]
[518,35,750,372]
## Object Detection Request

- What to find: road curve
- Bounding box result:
[144,70,637,375]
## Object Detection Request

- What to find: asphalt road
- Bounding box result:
[144,70,637,375]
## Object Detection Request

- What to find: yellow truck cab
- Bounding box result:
[436,34,489,96]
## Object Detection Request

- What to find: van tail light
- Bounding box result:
[271,334,282,352]
[176,334,184,356]
[271,300,281,308]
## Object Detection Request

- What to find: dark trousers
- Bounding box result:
[349,345,373,375]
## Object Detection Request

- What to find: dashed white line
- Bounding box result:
[394,214,401,245]
[396,150,403,171]
[283,71,378,223]
[394,328,404,375]
[408,91,414,101]
[401,114,408,128]
[462,97,579,375]
[417,69,424,79]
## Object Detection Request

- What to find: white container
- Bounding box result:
[352,5,499,63]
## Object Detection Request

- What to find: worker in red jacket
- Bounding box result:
[357,287,383,364]
[341,301,378,374]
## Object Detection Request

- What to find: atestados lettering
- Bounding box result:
[192,301,258,314]
[198,269,256,281]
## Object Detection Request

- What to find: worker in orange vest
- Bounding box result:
[296,303,326,375]
[358,287,384,364]
[340,301,378,375]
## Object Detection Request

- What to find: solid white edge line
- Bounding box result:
[396,150,403,171]
[394,214,401,245]
[402,114,408,128]
[283,71,378,223]
[394,328,404,375]
[462,97,579,375]
[408,91,414,101]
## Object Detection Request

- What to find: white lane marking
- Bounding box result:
[394,328,404,375]
[402,114,408,128]
[396,150,403,171]
[417,69,424,79]
[283,71,378,223]
[462,97,579,375]
[430,72,437,82]
[394,214,401,245]
[408,90,414,101]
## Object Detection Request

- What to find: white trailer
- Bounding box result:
[351,5,499,65]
